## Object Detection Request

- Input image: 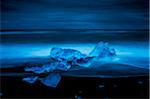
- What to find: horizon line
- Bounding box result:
[0,29,148,32]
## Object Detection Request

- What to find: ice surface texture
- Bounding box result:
[23,41,116,87]
[23,76,38,84]
[90,42,116,59]
[40,73,61,87]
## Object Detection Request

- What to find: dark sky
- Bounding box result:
[1,0,149,30]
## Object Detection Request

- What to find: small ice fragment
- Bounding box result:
[23,76,38,84]
[40,73,61,87]
[25,66,45,74]
[50,47,86,60]
[25,64,57,74]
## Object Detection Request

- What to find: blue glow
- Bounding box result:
[1,41,148,69]
[1,42,148,59]
[22,41,117,87]
[23,42,115,74]
[19,41,149,87]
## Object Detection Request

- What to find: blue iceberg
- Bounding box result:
[23,41,116,87]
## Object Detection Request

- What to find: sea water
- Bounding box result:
[0,30,149,69]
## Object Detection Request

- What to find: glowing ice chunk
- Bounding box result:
[23,76,38,84]
[23,41,117,88]
[40,73,61,87]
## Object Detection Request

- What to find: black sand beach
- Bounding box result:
[0,65,149,98]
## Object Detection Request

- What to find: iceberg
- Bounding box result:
[23,41,116,87]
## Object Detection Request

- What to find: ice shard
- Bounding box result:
[25,66,45,74]
[23,76,38,84]
[40,73,61,87]
[89,42,116,59]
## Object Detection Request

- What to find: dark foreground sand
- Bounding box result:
[0,75,149,98]
[0,63,149,98]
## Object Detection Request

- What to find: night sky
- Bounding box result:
[1,0,149,30]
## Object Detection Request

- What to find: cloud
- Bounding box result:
[1,0,148,29]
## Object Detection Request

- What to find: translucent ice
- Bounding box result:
[23,41,116,87]
[49,47,93,68]
[23,76,38,84]
[89,42,116,59]
[40,73,61,87]
[25,62,71,74]
[42,64,57,72]
[54,61,71,71]
[50,47,86,61]
[25,66,45,74]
